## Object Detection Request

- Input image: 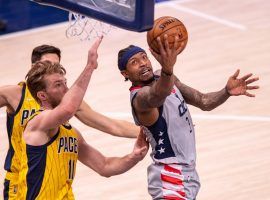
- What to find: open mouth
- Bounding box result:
[141,68,151,76]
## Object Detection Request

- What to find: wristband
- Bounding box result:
[161,69,173,76]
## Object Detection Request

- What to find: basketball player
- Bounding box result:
[17,37,148,199]
[117,35,259,200]
[31,44,139,138]
[0,44,139,198]
[0,44,61,199]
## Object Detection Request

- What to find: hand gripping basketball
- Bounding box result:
[147,16,188,54]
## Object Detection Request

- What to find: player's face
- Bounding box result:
[40,53,60,64]
[123,52,154,84]
[43,73,68,108]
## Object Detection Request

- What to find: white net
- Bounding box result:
[66,12,116,41]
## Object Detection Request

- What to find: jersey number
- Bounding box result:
[175,94,193,133]
[68,160,75,180]
[186,116,193,133]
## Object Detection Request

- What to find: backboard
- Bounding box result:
[32,0,154,32]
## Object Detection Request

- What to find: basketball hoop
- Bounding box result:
[66,12,116,41]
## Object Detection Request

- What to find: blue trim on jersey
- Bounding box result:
[4,83,26,172]
[26,145,47,200]
[63,123,72,130]
[4,115,15,172]
[8,83,26,117]
[130,80,175,160]
[147,106,176,160]
[25,130,59,200]
[3,179,10,200]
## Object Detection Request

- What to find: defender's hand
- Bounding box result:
[131,127,149,161]
[86,36,103,69]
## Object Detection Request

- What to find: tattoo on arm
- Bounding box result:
[174,76,230,111]
[174,76,203,106]
[134,86,165,112]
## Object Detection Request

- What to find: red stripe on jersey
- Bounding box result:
[129,86,142,91]
[177,190,186,197]
[164,164,181,174]
[164,195,186,200]
[161,174,183,185]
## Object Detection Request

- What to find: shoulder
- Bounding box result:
[72,127,84,145]
[0,84,23,94]
[0,84,24,111]
[130,85,151,98]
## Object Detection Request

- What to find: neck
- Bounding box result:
[40,102,53,110]
[133,76,155,87]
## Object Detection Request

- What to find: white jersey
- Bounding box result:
[130,80,200,200]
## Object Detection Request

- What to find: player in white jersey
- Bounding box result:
[117,35,259,199]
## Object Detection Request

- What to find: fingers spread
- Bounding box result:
[246,85,260,90]
[232,69,240,79]
[241,73,253,81]
[246,77,259,84]
[245,91,255,97]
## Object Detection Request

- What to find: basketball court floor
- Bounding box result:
[0,0,269,199]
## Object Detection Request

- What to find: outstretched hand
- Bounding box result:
[150,35,185,75]
[132,127,149,161]
[226,69,259,97]
[86,36,103,69]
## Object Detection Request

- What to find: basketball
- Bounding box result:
[147,16,188,54]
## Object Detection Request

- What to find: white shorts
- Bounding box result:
[147,163,200,200]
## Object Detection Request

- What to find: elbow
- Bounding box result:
[98,170,112,178]
[199,95,215,111]
[60,105,77,120]
[61,100,80,117]
[60,96,82,118]
[200,105,214,111]
[101,173,111,178]
[200,100,215,111]
[96,160,113,178]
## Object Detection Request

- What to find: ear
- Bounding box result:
[121,70,129,80]
[37,91,47,102]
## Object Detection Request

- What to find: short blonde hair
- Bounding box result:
[26,61,66,103]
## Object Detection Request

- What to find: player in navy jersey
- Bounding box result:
[117,35,259,200]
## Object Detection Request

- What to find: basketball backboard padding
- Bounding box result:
[32,0,154,32]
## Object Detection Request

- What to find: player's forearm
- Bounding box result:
[200,87,230,111]
[175,78,230,110]
[60,65,95,118]
[59,37,101,120]
[148,72,174,107]
[113,120,139,138]
[75,102,139,138]
[101,154,140,177]
[96,118,139,138]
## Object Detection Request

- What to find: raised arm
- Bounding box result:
[32,37,103,131]
[0,85,22,112]
[174,69,259,111]
[77,127,148,177]
[75,100,139,138]
[134,35,185,112]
